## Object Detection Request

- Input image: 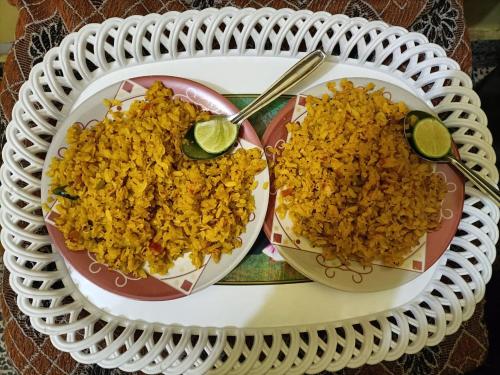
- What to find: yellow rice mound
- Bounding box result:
[274,80,447,265]
[48,81,266,277]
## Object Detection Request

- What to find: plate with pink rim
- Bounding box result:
[41,75,269,301]
[262,77,464,292]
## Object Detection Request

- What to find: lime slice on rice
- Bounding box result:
[412,117,452,159]
[193,116,239,154]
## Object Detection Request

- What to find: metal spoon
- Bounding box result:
[182,49,327,159]
[404,110,500,206]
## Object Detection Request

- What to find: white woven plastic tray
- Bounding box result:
[1,8,498,374]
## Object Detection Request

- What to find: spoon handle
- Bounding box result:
[229,50,327,125]
[448,155,500,206]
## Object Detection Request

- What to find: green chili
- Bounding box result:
[53,186,79,200]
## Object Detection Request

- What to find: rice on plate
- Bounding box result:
[46,81,266,278]
[272,79,448,266]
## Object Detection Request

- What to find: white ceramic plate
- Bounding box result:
[41,75,270,300]
[263,77,464,292]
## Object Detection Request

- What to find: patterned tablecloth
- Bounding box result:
[0,0,487,374]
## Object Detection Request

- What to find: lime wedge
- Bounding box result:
[193,116,239,154]
[412,117,452,159]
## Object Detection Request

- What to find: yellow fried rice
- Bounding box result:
[274,80,448,265]
[47,81,266,277]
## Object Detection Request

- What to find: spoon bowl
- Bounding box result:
[403,110,500,206]
[182,116,238,160]
[403,110,451,162]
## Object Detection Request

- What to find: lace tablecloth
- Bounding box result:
[0,1,486,374]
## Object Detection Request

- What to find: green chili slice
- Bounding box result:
[53,186,79,200]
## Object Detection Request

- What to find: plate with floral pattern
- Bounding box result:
[262,78,464,292]
[41,75,269,300]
